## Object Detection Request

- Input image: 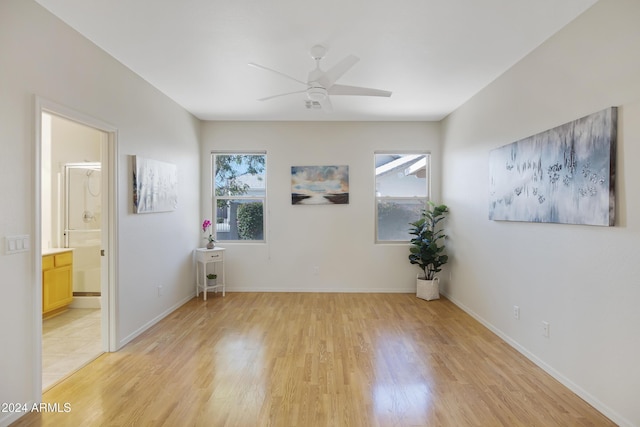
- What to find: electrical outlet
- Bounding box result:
[158,285,163,296]
[542,321,550,337]
[513,305,520,320]
[313,266,320,276]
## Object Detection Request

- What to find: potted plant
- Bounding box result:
[207,273,217,287]
[202,219,216,249]
[408,202,449,300]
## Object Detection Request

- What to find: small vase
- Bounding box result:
[206,241,214,249]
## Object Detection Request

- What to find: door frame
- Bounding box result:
[33,96,119,397]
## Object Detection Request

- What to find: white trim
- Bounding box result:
[225,286,416,293]
[103,130,119,351]
[32,98,44,402]
[117,294,193,348]
[33,97,120,403]
[441,291,635,427]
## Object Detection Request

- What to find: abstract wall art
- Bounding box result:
[291,165,349,205]
[489,107,617,226]
[133,156,178,213]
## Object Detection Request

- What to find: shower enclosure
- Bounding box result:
[63,162,102,299]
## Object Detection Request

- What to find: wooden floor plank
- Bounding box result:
[12,293,614,427]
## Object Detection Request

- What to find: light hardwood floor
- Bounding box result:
[13,293,614,427]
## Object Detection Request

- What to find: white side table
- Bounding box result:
[195,247,225,300]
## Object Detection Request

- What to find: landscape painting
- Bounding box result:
[291,165,349,205]
[489,107,616,226]
[133,156,178,213]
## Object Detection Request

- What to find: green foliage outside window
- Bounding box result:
[213,153,266,241]
[237,202,264,240]
[215,154,265,197]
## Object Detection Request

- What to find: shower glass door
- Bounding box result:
[63,162,102,296]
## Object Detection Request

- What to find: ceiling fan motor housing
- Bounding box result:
[307,86,328,101]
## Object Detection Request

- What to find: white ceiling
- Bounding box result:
[35,0,598,121]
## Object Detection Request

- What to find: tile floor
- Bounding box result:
[42,308,103,391]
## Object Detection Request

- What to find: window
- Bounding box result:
[212,152,266,242]
[375,153,429,242]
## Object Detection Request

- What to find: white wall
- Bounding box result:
[0,1,201,425]
[441,1,640,425]
[201,121,441,292]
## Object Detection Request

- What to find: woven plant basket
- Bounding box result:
[416,276,439,301]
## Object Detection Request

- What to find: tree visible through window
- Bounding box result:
[212,153,266,241]
[375,153,429,242]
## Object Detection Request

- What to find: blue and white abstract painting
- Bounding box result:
[489,107,616,226]
[133,156,178,213]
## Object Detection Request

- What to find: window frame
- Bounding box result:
[374,151,431,244]
[211,151,267,243]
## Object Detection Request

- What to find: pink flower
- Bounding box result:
[202,219,216,243]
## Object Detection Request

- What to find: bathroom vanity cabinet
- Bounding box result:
[42,249,74,317]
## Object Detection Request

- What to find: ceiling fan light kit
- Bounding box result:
[250,45,391,111]
[305,100,322,110]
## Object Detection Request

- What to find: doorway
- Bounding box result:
[36,100,117,392]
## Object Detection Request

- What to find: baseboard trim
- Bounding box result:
[117,293,194,350]
[69,296,101,309]
[225,286,415,293]
[441,291,634,427]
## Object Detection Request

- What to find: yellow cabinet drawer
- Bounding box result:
[55,251,73,267]
[42,255,54,270]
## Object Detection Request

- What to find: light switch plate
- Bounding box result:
[5,235,30,254]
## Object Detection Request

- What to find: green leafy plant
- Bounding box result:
[207,274,217,280]
[214,154,265,195]
[237,202,263,240]
[408,202,449,280]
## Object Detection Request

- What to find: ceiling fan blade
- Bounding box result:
[328,84,392,97]
[318,54,359,87]
[248,62,308,86]
[258,89,307,101]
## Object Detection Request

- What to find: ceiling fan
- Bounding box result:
[248,45,392,111]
